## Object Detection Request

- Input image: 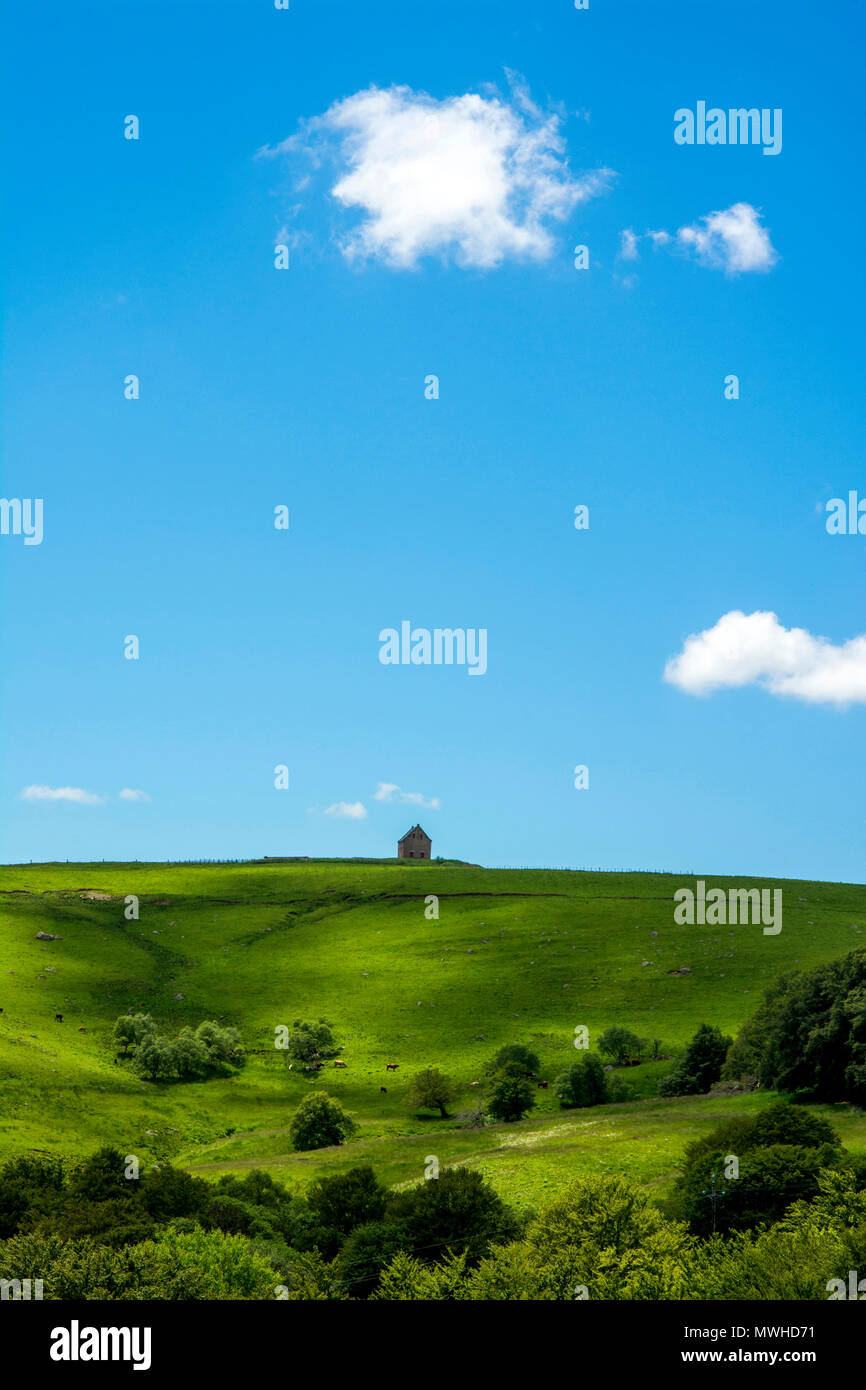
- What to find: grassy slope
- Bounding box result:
[1,860,864,1209]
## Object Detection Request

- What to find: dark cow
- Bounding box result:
[386,1062,399,1072]
[380,1086,387,1093]
[55,1013,63,1022]
[78,1026,86,1033]
[537,1080,548,1089]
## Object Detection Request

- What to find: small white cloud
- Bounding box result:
[373,781,441,810]
[619,228,639,261]
[20,785,106,805]
[373,782,400,802]
[323,801,367,820]
[664,610,866,706]
[646,229,670,247]
[676,202,777,274]
[263,76,613,270]
[119,788,151,802]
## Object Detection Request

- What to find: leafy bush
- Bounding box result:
[114,1016,245,1082]
[0,1227,277,1299]
[484,1044,539,1078]
[597,1027,642,1065]
[465,1175,694,1301]
[372,1250,467,1300]
[112,1013,157,1055]
[284,1019,339,1066]
[289,1093,357,1151]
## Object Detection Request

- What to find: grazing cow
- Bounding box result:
[386,1062,399,1071]
[78,1026,86,1033]
[55,1013,63,1022]
[334,1059,346,1068]
[314,1062,324,1070]
[380,1087,387,1093]
[537,1080,548,1089]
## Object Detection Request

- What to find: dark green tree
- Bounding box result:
[485,1073,536,1123]
[554,1054,609,1108]
[659,1023,732,1097]
[336,1221,405,1299]
[388,1166,521,1266]
[69,1147,131,1202]
[289,1093,357,1151]
[679,1145,831,1236]
[140,1166,210,1223]
[0,1155,65,1239]
[306,1166,389,1239]
[724,949,866,1102]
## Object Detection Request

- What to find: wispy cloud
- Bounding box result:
[373,782,441,810]
[20,785,151,805]
[20,785,106,805]
[322,801,367,820]
[261,74,613,270]
[619,228,639,261]
[665,610,866,706]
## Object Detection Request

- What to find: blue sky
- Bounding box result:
[2,0,865,878]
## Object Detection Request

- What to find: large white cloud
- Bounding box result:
[664,611,866,706]
[264,77,612,269]
[676,202,777,274]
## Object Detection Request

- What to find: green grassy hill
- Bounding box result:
[1,859,864,1209]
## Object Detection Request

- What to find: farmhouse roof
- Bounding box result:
[398,824,430,843]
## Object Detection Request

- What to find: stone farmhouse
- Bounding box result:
[397,824,432,859]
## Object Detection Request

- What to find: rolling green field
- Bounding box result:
[1,859,864,1209]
